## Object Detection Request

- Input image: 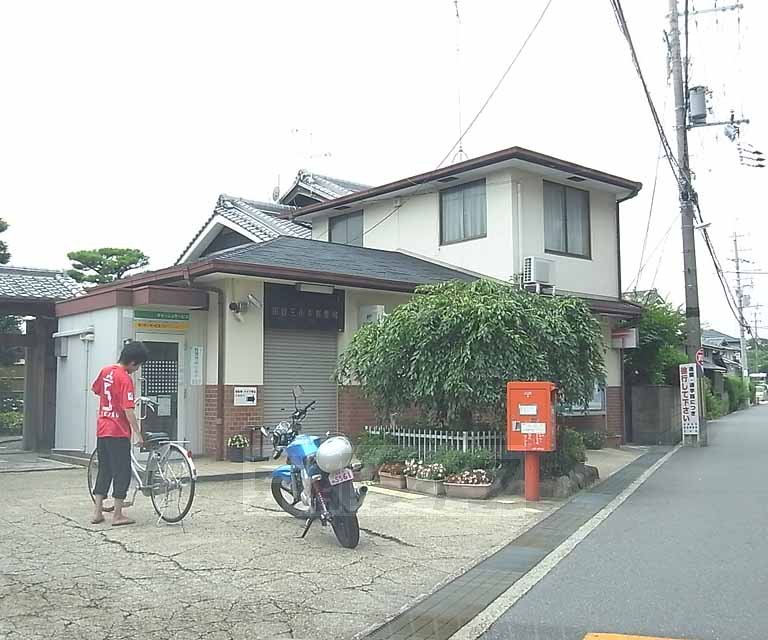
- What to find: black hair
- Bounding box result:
[118,341,149,366]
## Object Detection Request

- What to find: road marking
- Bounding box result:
[449,445,682,640]
[583,635,690,640]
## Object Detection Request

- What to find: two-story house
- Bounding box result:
[52,146,641,458]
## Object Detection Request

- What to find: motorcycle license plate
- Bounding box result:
[329,468,354,485]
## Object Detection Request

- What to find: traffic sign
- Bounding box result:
[695,348,704,366]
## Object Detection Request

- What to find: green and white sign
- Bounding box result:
[134,310,190,332]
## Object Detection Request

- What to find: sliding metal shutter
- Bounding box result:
[263,328,338,438]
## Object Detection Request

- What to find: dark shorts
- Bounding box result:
[93,437,131,500]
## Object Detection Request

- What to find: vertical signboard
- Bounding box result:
[190,346,204,386]
[680,363,700,437]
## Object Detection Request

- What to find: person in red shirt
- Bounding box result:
[91,341,149,526]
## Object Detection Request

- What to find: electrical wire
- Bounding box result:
[633,141,663,290]
[316,0,556,246]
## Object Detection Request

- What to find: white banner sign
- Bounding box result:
[680,363,700,436]
[234,386,258,406]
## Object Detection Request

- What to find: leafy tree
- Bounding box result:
[67,248,149,284]
[0,219,20,365]
[337,279,606,426]
[624,291,687,385]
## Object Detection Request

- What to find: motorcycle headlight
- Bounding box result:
[316,436,353,473]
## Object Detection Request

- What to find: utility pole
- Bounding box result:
[669,0,702,363]
[669,0,705,446]
[732,233,750,380]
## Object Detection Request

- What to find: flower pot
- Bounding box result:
[379,471,407,490]
[444,483,493,500]
[227,447,245,463]
[406,476,445,496]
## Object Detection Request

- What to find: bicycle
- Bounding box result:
[87,398,197,524]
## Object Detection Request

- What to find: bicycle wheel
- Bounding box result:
[87,448,114,513]
[147,444,196,523]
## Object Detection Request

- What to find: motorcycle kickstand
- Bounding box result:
[300,517,314,538]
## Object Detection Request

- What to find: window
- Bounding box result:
[329,211,363,246]
[543,181,591,258]
[440,179,487,245]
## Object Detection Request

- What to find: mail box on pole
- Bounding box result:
[506,381,557,453]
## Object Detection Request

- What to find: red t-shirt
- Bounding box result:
[92,365,136,439]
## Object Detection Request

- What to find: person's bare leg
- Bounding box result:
[112,498,135,526]
[91,495,105,524]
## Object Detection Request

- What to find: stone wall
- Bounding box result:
[629,384,681,445]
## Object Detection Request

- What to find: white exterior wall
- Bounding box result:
[602,318,622,387]
[313,169,620,299]
[339,290,411,356]
[219,278,264,386]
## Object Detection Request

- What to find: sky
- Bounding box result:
[0,1,765,336]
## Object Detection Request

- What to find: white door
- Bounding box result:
[135,333,186,442]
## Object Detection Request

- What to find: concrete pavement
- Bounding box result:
[476,405,768,640]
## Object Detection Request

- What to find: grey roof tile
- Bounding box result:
[176,194,310,264]
[279,170,371,204]
[0,266,84,300]
[205,236,476,287]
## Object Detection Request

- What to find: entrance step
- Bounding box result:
[45,450,89,467]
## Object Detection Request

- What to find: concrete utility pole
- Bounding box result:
[668,0,702,363]
[732,233,750,380]
[669,0,706,446]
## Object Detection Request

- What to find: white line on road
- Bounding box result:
[449,445,683,640]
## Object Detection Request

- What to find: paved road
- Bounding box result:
[480,404,768,640]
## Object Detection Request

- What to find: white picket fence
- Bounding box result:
[364,424,506,461]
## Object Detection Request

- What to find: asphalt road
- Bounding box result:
[480,404,768,640]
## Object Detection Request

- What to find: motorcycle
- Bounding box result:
[261,385,367,549]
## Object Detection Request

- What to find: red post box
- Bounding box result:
[506,381,558,501]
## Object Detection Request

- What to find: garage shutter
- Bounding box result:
[263,328,338,438]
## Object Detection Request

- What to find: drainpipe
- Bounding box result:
[185,269,227,460]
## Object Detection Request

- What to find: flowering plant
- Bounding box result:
[445,469,494,485]
[416,463,446,481]
[404,459,423,477]
[379,462,406,475]
[227,434,249,449]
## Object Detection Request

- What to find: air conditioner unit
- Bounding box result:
[522,256,556,295]
[359,305,386,326]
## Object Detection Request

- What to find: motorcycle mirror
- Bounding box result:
[292,384,304,399]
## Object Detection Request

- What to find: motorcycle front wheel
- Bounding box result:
[270,476,309,519]
[331,513,360,549]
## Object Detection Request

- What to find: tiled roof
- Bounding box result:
[702,329,739,344]
[0,266,83,301]
[177,195,311,264]
[205,236,477,287]
[279,170,371,204]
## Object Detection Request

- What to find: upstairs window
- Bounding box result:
[440,179,487,245]
[329,211,363,246]
[544,181,591,259]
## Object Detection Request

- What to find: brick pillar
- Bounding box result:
[606,386,624,447]
[204,385,263,458]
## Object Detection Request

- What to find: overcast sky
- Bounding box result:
[1,1,765,336]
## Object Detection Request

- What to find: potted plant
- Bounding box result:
[378,462,407,489]
[226,434,249,463]
[405,460,446,496]
[444,469,494,499]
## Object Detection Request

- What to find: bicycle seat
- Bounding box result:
[143,432,170,447]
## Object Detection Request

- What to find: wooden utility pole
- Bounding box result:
[732,233,750,379]
[669,0,706,445]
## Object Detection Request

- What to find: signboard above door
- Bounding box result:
[134,310,190,332]
[264,283,345,332]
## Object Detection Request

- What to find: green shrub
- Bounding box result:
[541,428,586,478]
[703,378,727,418]
[0,411,22,435]
[580,430,605,450]
[431,448,496,474]
[356,433,417,466]
[724,375,750,412]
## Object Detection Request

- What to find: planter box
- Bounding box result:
[379,471,407,490]
[227,447,245,463]
[406,476,445,496]
[444,483,493,500]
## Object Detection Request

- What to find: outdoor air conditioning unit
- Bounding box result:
[359,305,386,326]
[522,256,556,295]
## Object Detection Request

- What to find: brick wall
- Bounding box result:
[204,385,264,458]
[338,386,377,440]
[606,385,624,446]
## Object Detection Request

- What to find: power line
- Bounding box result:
[331,0,556,246]
[633,141,663,290]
